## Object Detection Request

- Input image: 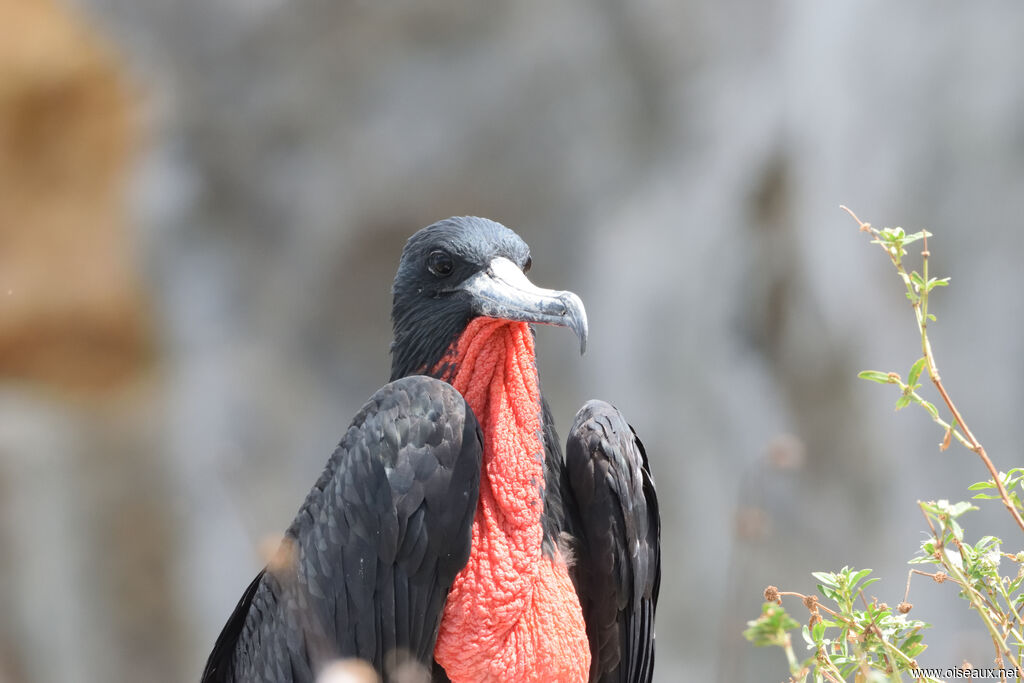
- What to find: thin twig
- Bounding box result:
[931,375,1024,532]
[841,205,1024,534]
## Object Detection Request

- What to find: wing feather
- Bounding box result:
[201,375,483,682]
[564,400,661,683]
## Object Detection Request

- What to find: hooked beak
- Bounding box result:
[460,257,589,354]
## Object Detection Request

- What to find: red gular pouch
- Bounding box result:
[433,317,590,683]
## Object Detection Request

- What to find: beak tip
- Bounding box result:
[569,297,588,356]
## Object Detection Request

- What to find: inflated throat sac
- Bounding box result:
[433,318,589,683]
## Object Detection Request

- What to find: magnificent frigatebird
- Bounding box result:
[201,217,660,683]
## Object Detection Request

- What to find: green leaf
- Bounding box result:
[850,568,873,587]
[860,577,880,592]
[812,571,838,588]
[946,501,978,517]
[905,640,927,658]
[908,357,927,387]
[921,400,939,419]
[858,370,893,384]
[878,227,903,242]
[895,394,912,410]
[968,480,995,490]
[817,585,839,602]
[743,602,800,648]
[902,634,923,650]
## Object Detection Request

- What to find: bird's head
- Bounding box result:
[390,216,587,380]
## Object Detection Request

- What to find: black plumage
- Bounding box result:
[202,217,661,683]
[201,377,482,682]
[565,401,661,683]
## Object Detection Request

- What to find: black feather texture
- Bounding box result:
[564,400,661,683]
[201,376,483,683]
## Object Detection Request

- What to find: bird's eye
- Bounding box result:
[427,250,454,277]
[523,256,532,273]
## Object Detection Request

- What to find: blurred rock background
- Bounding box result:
[2,1,1023,681]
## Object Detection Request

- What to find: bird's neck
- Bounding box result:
[441,318,545,524]
[433,317,589,682]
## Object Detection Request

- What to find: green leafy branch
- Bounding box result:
[745,209,1024,681]
[840,205,1024,534]
[744,568,935,683]
[908,500,1024,677]
[848,208,1024,676]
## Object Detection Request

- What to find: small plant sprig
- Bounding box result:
[840,205,1024,533]
[744,568,935,683]
[745,209,1024,681]
[844,207,1024,678]
[907,499,1024,677]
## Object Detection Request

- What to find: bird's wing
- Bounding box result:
[564,400,661,683]
[201,375,483,683]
